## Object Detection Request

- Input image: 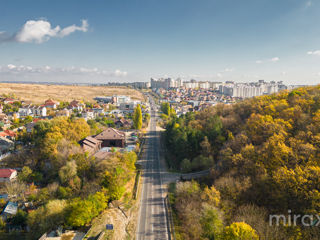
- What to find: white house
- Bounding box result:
[68,100,84,112]
[18,107,33,117]
[82,110,94,120]
[92,108,104,116]
[33,106,47,117]
[56,108,71,117]
[44,99,60,109]
[112,95,131,104]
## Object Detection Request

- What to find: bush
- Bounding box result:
[66,192,109,227]
[223,222,259,240]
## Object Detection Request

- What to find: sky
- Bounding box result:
[0,0,320,84]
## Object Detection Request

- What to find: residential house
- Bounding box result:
[18,105,46,117]
[119,102,139,111]
[68,100,84,112]
[94,128,126,148]
[18,105,33,117]
[1,201,18,219]
[92,107,104,116]
[0,130,16,139]
[0,114,11,129]
[3,98,16,104]
[0,169,17,183]
[33,105,47,117]
[112,95,131,105]
[56,108,70,117]
[115,118,132,129]
[109,110,124,118]
[79,136,102,154]
[81,110,94,120]
[44,99,59,109]
[0,137,13,154]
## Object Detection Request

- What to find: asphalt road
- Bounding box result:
[136,100,169,240]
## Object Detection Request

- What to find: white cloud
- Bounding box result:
[114,69,128,77]
[79,67,98,73]
[256,57,280,64]
[223,68,234,72]
[7,64,16,70]
[0,64,128,78]
[307,50,320,56]
[7,19,89,43]
[59,20,88,37]
[216,73,222,78]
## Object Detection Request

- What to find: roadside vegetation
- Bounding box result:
[160,102,176,126]
[165,86,320,239]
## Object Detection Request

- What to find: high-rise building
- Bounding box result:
[221,80,282,98]
[150,77,184,89]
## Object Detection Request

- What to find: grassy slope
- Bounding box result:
[0,83,144,104]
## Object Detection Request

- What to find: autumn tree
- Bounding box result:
[223,222,259,240]
[133,104,143,130]
[161,102,171,115]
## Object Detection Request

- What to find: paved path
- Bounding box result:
[136,99,170,240]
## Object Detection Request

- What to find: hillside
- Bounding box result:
[0,83,144,103]
[165,86,320,239]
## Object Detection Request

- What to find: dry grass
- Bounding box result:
[0,83,144,104]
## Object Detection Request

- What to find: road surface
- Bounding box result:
[136,99,170,240]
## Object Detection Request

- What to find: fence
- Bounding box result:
[164,195,176,240]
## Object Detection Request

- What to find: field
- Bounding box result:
[0,83,145,104]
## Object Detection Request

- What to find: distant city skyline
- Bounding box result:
[1,0,320,84]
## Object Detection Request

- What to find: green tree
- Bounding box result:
[18,166,32,183]
[59,160,77,184]
[200,204,224,240]
[27,199,67,238]
[161,102,171,115]
[66,192,108,227]
[11,209,27,226]
[102,167,126,200]
[133,104,143,130]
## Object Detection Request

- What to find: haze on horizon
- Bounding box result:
[1,0,320,85]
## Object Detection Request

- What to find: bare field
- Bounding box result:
[0,83,144,104]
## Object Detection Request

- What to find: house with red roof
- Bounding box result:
[68,100,85,112]
[3,98,16,104]
[0,130,16,139]
[0,169,17,183]
[44,99,59,109]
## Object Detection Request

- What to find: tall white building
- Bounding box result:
[221,80,282,98]
[151,77,183,89]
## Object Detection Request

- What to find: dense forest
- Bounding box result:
[165,86,320,239]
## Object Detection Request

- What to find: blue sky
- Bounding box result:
[0,0,320,84]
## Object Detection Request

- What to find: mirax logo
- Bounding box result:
[269,210,320,227]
